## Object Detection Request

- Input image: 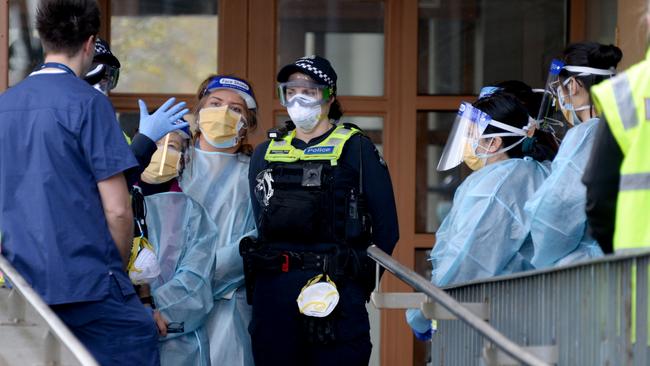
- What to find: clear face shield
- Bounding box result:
[437,102,490,171]
[437,102,532,171]
[536,60,616,138]
[277,80,333,107]
[535,59,565,135]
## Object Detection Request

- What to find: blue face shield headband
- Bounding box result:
[201,76,257,109]
[437,102,533,171]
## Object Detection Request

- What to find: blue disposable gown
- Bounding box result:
[525,118,604,268]
[180,149,257,366]
[146,192,219,366]
[431,158,550,287]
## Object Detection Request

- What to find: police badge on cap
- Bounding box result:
[277,55,338,94]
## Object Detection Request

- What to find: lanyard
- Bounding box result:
[38,62,76,76]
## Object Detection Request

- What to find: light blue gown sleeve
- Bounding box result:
[525,119,604,268]
[431,159,549,287]
[211,200,257,299]
[152,197,219,335]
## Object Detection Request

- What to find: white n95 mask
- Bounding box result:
[297,274,340,318]
[128,237,161,285]
[286,95,322,133]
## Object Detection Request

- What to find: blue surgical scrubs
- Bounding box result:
[0,66,158,365]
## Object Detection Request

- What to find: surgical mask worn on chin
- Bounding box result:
[199,106,245,149]
[141,147,181,184]
[286,95,322,132]
[296,274,340,318]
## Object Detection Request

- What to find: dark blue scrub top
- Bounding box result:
[0,68,138,305]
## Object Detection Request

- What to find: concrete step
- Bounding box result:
[0,287,82,366]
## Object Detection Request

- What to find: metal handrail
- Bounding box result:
[442,248,650,290]
[0,255,99,366]
[367,245,549,366]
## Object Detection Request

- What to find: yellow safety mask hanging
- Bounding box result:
[296,274,340,317]
[128,236,161,285]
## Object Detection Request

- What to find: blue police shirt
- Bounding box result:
[0,68,138,305]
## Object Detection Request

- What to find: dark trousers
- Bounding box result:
[249,270,372,366]
[51,275,160,366]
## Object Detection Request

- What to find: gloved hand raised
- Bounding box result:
[405,308,434,341]
[138,97,190,142]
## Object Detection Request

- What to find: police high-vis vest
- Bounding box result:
[591,49,650,250]
[264,124,361,164]
[258,124,370,245]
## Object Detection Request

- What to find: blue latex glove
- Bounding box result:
[138,97,190,142]
[405,308,433,341]
[412,327,433,342]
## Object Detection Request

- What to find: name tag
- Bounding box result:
[304,146,334,155]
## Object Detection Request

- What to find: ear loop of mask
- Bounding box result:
[559,78,591,112]
[474,119,529,159]
[558,65,616,116]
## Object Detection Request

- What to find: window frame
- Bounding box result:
[0,1,609,365]
[100,0,236,114]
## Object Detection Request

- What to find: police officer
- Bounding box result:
[244,55,399,365]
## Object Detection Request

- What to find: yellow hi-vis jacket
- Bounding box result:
[264,124,361,165]
[591,49,650,250]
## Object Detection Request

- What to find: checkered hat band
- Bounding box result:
[296,62,333,86]
[95,43,110,55]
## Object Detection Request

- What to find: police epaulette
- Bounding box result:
[342,122,366,135]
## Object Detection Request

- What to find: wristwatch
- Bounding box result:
[140,295,156,309]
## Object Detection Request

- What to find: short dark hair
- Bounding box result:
[36,0,100,56]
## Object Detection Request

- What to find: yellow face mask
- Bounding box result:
[141,145,182,184]
[198,106,246,148]
[462,142,486,171]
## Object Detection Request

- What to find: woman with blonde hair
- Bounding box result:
[180,74,258,366]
